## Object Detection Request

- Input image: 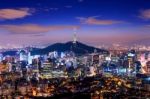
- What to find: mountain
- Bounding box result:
[2,50,18,56]
[1,47,40,57]
[31,41,108,55]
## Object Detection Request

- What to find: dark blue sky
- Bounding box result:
[0,0,150,48]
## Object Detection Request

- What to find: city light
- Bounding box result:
[0,0,150,98]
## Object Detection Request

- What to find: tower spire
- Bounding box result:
[73,27,77,44]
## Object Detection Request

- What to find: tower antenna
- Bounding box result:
[73,27,77,44]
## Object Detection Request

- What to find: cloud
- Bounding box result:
[43,7,59,12]
[81,33,148,45]
[49,8,59,11]
[143,25,150,29]
[77,17,124,25]
[64,5,72,8]
[139,9,150,19]
[0,8,34,20]
[144,25,150,27]
[0,24,79,34]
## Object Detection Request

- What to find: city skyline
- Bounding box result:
[0,1,150,98]
[0,0,150,48]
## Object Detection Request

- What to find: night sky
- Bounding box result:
[0,0,150,48]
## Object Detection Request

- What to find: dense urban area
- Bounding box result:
[0,39,150,99]
[0,0,150,99]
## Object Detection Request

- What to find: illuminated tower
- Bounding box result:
[72,28,77,57]
[73,28,77,44]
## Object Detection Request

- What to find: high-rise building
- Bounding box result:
[40,62,53,78]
